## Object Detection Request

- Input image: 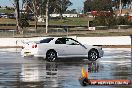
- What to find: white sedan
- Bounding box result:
[21,37,104,61]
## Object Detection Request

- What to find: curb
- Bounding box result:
[0,46,23,48]
[101,45,132,48]
[0,45,131,48]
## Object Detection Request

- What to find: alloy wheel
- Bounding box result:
[46,51,57,62]
[88,50,99,61]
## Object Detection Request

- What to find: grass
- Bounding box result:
[0,9,14,14]
[49,17,91,26]
[0,18,132,37]
[0,17,92,26]
[0,18,16,24]
[25,17,91,26]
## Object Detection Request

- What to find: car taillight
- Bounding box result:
[32,44,37,48]
[34,44,37,48]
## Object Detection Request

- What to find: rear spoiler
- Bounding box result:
[93,45,102,47]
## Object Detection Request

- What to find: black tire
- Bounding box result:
[88,49,99,61]
[46,50,57,62]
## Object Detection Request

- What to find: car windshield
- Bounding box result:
[40,38,54,43]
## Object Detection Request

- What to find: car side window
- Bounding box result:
[66,38,79,45]
[40,38,54,43]
[55,38,66,44]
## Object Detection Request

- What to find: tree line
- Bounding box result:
[10,0,132,33]
[84,0,132,27]
[84,0,132,13]
[11,0,72,34]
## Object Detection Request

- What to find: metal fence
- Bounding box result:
[0,25,132,37]
[0,27,69,37]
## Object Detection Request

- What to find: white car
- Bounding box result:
[21,37,104,61]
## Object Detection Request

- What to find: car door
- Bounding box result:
[54,38,67,56]
[64,38,87,56]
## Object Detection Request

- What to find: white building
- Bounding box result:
[62,14,78,17]
[49,14,79,18]
[50,14,60,17]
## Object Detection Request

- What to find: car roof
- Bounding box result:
[48,37,72,40]
[47,37,74,44]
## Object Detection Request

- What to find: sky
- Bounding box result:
[68,0,85,10]
[0,0,12,7]
[0,0,85,10]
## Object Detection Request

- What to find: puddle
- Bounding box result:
[0,48,131,88]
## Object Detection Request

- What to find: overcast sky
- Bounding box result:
[0,0,85,10]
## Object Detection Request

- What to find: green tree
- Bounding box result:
[84,0,113,13]
[10,0,22,33]
[65,9,77,14]
[48,0,72,18]
[58,0,72,19]
[14,0,21,33]
[23,0,40,30]
[22,0,72,33]
[84,0,116,27]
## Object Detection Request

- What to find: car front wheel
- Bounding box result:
[46,50,57,62]
[88,49,99,61]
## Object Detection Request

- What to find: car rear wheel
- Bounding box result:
[88,49,99,61]
[46,50,57,62]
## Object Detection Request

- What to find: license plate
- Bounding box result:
[24,52,31,56]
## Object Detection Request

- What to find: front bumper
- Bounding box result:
[99,50,104,58]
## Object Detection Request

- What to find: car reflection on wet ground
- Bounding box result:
[0,48,131,88]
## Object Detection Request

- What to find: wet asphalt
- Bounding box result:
[0,48,131,88]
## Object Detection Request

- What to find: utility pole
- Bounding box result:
[130,35,132,80]
[15,0,21,34]
[46,0,49,34]
[87,12,89,29]
[130,0,132,11]
[33,0,38,30]
[119,0,122,15]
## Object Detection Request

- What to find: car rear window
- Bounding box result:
[40,38,54,43]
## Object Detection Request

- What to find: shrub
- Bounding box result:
[116,16,131,25]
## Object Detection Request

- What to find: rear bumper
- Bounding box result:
[21,49,37,57]
[21,49,46,58]
[21,51,33,57]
